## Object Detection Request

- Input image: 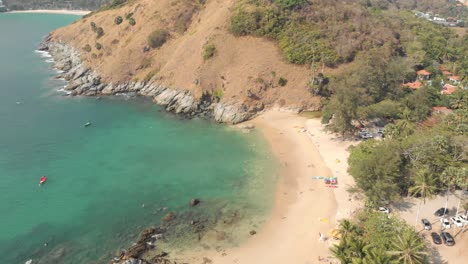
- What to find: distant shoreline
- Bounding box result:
[7,9,90,16]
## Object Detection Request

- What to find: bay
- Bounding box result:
[0,13,276,263]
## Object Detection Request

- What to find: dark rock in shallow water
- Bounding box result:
[162,212,176,222]
[189,198,201,207]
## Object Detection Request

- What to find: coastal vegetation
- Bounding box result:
[332,212,429,264]
[348,104,468,204]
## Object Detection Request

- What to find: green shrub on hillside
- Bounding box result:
[90,22,97,32]
[229,9,260,36]
[125,12,134,20]
[114,16,123,25]
[147,30,170,49]
[95,27,104,38]
[128,17,136,26]
[274,0,308,10]
[83,44,92,52]
[95,42,102,50]
[213,89,224,102]
[278,77,288,86]
[278,24,340,66]
[202,44,217,60]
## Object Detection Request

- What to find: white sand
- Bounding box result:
[305,118,362,221]
[8,10,90,16]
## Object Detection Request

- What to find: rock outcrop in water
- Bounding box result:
[39,37,261,124]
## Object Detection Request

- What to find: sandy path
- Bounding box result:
[8,10,90,15]
[180,110,358,263]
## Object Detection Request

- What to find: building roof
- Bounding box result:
[403,81,422,89]
[442,71,453,76]
[417,69,431,76]
[449,75,461,81]
[432,106,453,114]
[442,84,457,95]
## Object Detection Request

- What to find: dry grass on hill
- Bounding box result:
[51,0,320,110]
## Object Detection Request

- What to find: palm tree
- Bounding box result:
[455,168,468,215]
[449,90,467,110]
[388,229,428,264]
[349,239,367,259]
[331,243,349,263]
[408,168,438,225]
[362,248,393,264]
[338,219,357,240]
[387,108,415,139]
[441,166,460,213]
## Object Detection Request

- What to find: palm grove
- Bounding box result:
[228,0,467,263]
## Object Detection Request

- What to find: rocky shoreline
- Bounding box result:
[38,35,262,124]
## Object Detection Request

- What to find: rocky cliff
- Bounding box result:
[40,38,261,124]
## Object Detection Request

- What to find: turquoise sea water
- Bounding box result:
[0,14,276,263]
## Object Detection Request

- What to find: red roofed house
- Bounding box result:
[442,84,457,95]
[417,69,431,80]
[442,71,452,76]
[449,76,461,84]
[403,81,422,90]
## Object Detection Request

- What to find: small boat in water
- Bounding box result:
[39,176,47,185]
[84,121,92,127]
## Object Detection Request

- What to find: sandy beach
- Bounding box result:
[179,110,358,263]
[8,10,90,16]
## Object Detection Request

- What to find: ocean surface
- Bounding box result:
[0,13,276,263]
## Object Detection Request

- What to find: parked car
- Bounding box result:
[376,128,384,136]
[378,207,390,214]
[421,218,432,230]
[440,231,455,246]
[440,218,451,229]
[451,216,464,228]
[431,232,442,245]
[458,214,467,224]
[359,132,373,139]
[434,207,449,216]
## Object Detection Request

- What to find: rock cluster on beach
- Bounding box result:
[39,36,260,124]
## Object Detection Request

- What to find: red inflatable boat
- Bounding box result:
[39,176,47,185]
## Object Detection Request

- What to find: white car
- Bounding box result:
[457,214,467,224]
[451,216,464,228]
[378,207,390,214]
[441,218,451,229]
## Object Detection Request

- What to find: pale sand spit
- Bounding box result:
[7,10,90,16]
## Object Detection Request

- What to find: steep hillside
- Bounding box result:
[49,0,318,119]
[44,0,466,124]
